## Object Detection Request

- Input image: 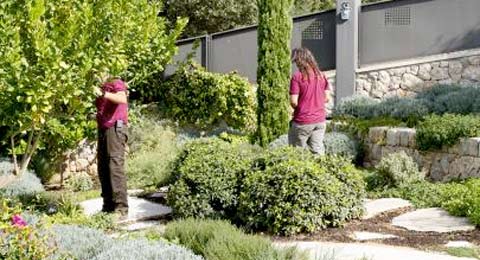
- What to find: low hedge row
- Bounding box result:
[334,84,480,121]
[416,114,480,151]
[168,138,366,235]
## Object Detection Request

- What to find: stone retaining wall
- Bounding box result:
[324,48,480,102]
[356,50,480,99]
[365,127,480,182]
[49,139,98,185]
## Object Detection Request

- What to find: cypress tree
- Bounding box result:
[256,0,294,146]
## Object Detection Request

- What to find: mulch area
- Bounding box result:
[274,207,480,250]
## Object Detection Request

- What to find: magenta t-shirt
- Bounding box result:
[96,79,128,129]
[289,71,330,125]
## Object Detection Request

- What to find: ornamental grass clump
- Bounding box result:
[163,218,307,260]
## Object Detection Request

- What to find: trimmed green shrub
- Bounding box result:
[239,148,365,235]
[375,151,424,188]
[0,159,44,197]
[256,0,293,146]
[160,63,256,132]
[442,179,480,225]
[416,114,480,150]
[168,138,260,219]
[324,132,358,158]
[163,218,307,260]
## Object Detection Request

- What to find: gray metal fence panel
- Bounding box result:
[208,11,337,82]
[164,36,207,77]
[210,27,258,82]
[360,0,480,65]
[292,10,336,71]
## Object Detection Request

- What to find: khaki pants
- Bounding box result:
[288,121,326,155]
[97,123,128,213]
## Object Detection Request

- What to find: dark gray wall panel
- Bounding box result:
[360,0,480,65]
[210,28,258,82]
[164,37,206,77]
[293,11,336,71]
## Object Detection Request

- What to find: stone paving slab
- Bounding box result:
[276,241,477,260]
[392,208,475,233]
[80,196,172,223]
[350,231,398,241]
[363,198,412,219]
[120,221,165,232]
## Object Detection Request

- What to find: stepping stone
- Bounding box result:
[276,241,477,260]
[127,189,145,196]
[120,221,165,232]
[445,241,475,248]
[392,208,475,233]
[350,231,398,241]
[80,196,172,223]
[363,198,412,219]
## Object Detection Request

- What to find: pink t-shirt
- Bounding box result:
[289,71,330,125]
[96,79,128,129]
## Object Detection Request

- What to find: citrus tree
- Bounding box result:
[0,0,186,175]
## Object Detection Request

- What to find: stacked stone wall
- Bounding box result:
[365,127,480,182]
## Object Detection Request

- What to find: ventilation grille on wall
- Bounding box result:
[302,20,324,40]
[385,7,411,26]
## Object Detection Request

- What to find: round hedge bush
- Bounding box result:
[238,147,365,235]
[375,151,424,187]
[168,138,260,219]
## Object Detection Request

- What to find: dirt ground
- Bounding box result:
[274,207,480,251]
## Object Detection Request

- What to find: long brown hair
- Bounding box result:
[291,47,322,82]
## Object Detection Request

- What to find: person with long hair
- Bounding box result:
[288,47,330,155]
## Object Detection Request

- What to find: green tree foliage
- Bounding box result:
[0,0,186,175]
[293,0,389,15]
[256,0,293,147]
[163,0,257,38]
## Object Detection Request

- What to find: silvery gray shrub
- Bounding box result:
[333,95,379,119]
[93,238,203,260]
[50,225,113,260]
[324,132,358,159]
[0,158,44,197]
